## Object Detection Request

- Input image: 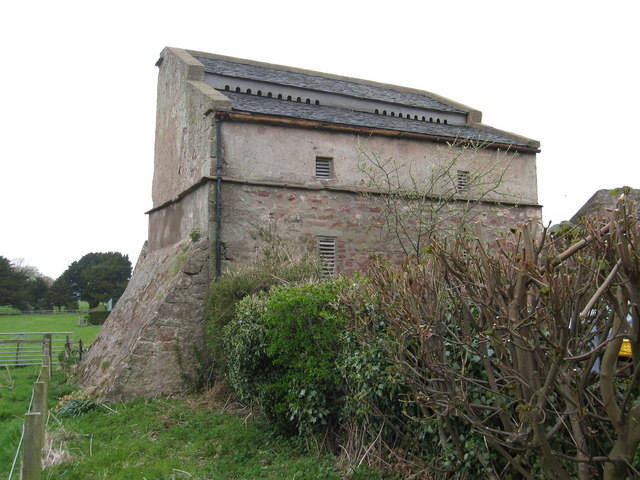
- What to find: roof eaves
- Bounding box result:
[222,93,537,151]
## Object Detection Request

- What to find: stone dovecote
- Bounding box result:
[78,47,542,400]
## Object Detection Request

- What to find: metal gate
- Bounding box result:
[0,332,74,367]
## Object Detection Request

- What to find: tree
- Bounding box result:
[0,256,29,309]
[10,258,52,309]
[358,139,518,257]
[47,252,132,308]
[10,257,48,281]
[0,257,55,310]
[26,277,50,309]
[45,276,76,310]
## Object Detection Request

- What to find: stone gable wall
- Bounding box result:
[152,48,231,208]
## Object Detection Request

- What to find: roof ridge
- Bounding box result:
[193,54,467,114]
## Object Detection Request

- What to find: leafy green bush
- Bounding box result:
[223,294,273,403]
[263,280,348,436]
[224,280,349,437]
[207,225,321,378]
[87,310,109,325]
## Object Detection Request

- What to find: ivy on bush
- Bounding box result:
[224,293,274,403]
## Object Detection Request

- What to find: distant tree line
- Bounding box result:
[0,252,132,310]
[0,256,51,310]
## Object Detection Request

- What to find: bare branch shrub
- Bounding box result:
[358,139,519,257]
[340,196,640,480]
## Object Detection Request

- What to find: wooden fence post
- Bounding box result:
[33,381,48,451]
[40,365,50,385]
[22,412,42,480]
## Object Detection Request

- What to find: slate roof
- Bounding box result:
[194,56,465,114]
[193,54,536,149]
[225,93,528,147]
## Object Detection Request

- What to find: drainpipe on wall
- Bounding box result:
[214,114,224,280]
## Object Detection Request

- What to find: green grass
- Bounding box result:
[0,313,101,476]
[0,314,101,345]
[44,397,382,480]
[0,367,75,478]
[0,365,40,475]
[0,315,385,479]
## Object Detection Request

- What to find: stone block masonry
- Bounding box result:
[220,181,541,273]
[77,238,211,400]
[220,183,405,272]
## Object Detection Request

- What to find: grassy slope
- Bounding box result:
[44,397,381,480]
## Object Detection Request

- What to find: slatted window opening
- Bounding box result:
[315,156,333,179]
[456,170,469,191]
[317,236,337,277]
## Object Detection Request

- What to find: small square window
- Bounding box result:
[456,170,469,191]
[317,236,337,277]
[315,157,333,179]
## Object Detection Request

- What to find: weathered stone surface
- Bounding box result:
[570,188,640,223]
[152,47,231,208]
[77,238,211,401]
[219,182,541,273]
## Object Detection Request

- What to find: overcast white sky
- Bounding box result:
[1,0,638,279]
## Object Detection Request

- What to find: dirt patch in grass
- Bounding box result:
[193,381,247,414]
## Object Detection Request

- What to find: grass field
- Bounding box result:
[0,314,101,345]
[0,314,101,477]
